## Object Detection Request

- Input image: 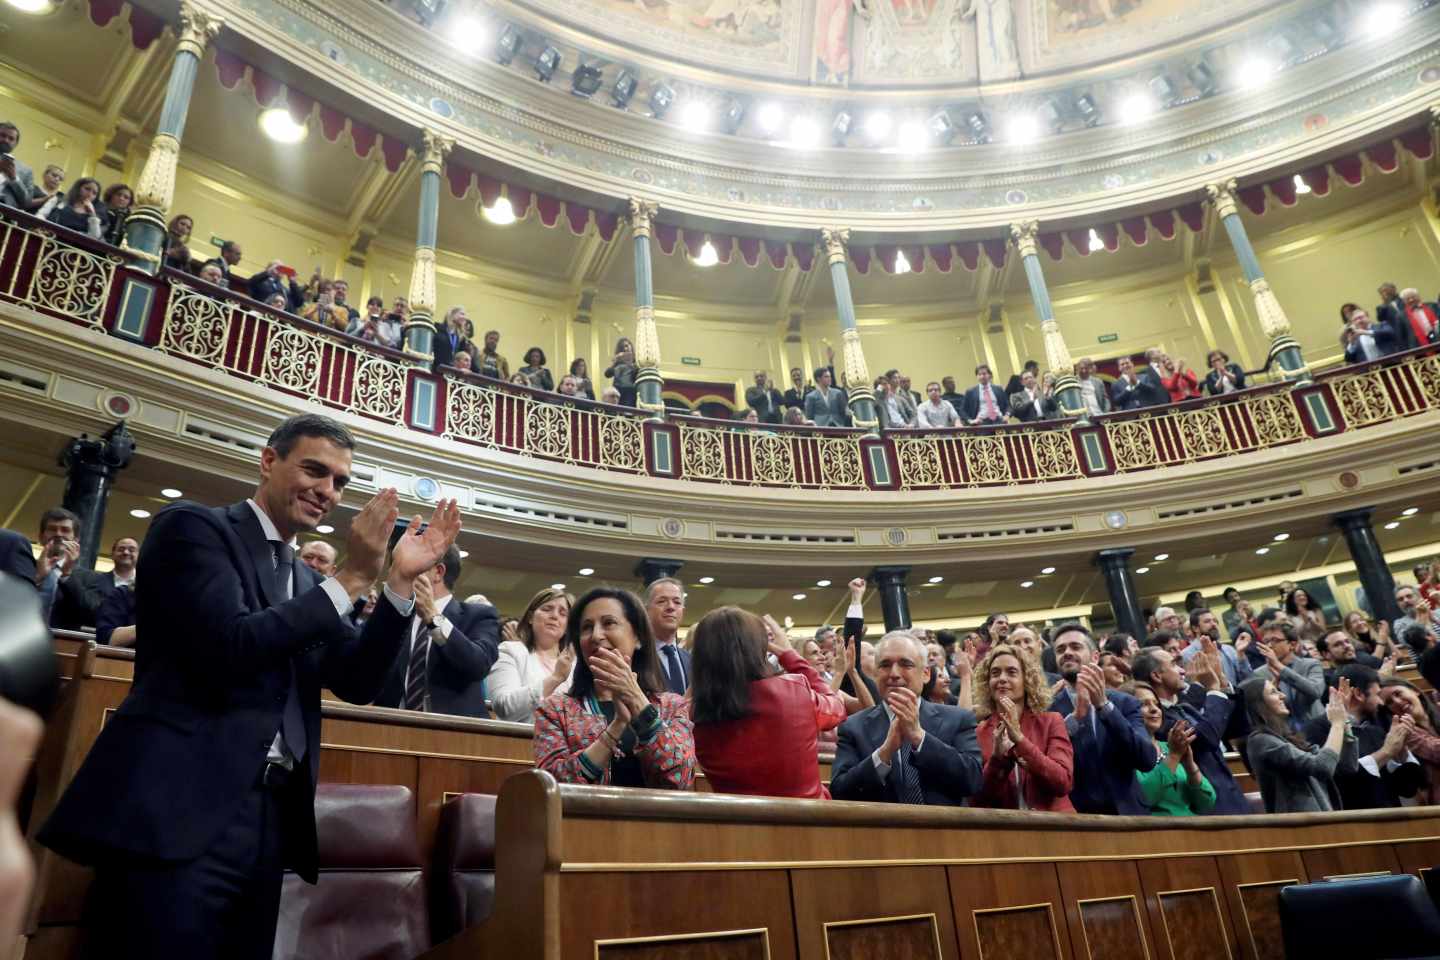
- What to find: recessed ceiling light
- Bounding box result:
[1255,547,1270,555]
[1361,3,1405,39]
[1234,56,1278,90]
[816,579,831,587]
[4,0,57,12]
[452,16,489,53]
[1153,553,1169,561]
[863,111,892,141]
[698,576,715,584]
[459,550,469,558]
[680,100,711,132]
[1020,580,1035,588]
[578,567,594,576]
[1402,507,1419,517]
[928,576,943,584]
[482,196,517,226]
[786,116,821,149]
[160,487,183,498]
[896,121,928,153]
[551,583,566,590]
[792,593,807,600]
[129,508,151,519]
[259,108,308,144]
[1272,533,1290,541]
[316,524,334,534]
[1135,566,1151,574]
[1004,113,1041,145]
[692,240,719,267]
[1041,566,1056,575]
[1384,521,1401,530]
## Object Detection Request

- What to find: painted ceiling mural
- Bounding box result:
[516,0,1284,85]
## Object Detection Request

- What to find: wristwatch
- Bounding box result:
[428,614,450,642]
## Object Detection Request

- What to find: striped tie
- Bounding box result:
[403,621,429,711]
[895,742,925,805]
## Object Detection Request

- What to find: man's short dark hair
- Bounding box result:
[975,364,991,375]
[367,295,383,308]
[1255,606,1285,627]
[1132,650,1163,686]
[1336,662,1379,690]
[1188,607,1213,628]
[813,366,830,381]
[0,122,18,142]
[1103,633,1132,657]
[220,240,239,255]
[1403,624,1432,655]
[1146,630,1177,649]
[439,544,462,590]
[1261,620,1298,644]
[1023,359,1039,371]
[1051,622,1094,649]
[39,506,81,538]
[266,414,355,459]
[1223,586,1239,600]
[935,629,957,650]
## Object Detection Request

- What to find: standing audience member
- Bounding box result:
[488,587,575,722]
[1002,359,1039,402]
[103,536,139,590]
[431,307,474,369]
[647,578,690,695]
[829,632,983,805]
[0,121,36,209]
[1109,357,1155,410]
[1202,350,1247,395]
[1073,358,1110,417]
[38,177,104,240]
[163,214,193,271]
[782,367,808,411]
[1009,370,1055,423]
[803,366,848,427]
[1241,674,1356,813]
[1285,588,1327,641]
[33,507,108,630]
[1132,683,1214,816]
[961,364,1008,426]
[533,587,696,789]
[347,297,401,349]
[568,358,596,400]
[1344,611,1393,659]
[1153,350,1200,403]
[476,329,509,380]
[605,338,638,407]
[518,348,553,391]
[301,280,349,331]
[744,372,784,424]
[690,608,845,798]
[95,536,140,648]
[1305,665,1420,810]
[99,183,131,246]
[916,381,959,428]
[1393,584,1440,651]
[971,644,1074,811]
[296,541,336,578]
[200,241,243,286]
[375,545,500,719]
[1181,608,1252,688]
[248,261,304,313]
[1252,620,1327,731]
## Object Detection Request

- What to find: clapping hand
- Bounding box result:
[1166,719,1196,765]
[1325,677,1351,726]
[1078,664,1107,707]
[760,614,792,657]
[588,647,647,721]
[386,498,462,594]
[413,573,437,625]
[997,694,1024,744]
[1257,641,1285,676]
[886,686,924,748]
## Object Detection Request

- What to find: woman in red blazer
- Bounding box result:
[690,607,847,799]
[971,643,1075,812]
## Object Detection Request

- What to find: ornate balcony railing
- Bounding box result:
[2,204,1437,494]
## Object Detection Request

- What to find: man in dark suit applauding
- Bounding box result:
[1049,623,1157,814]
[376,544,498,717]
[830,631,983,805]
[33,507,109,631]
[39,413,461,960]
[960,364,1009,426]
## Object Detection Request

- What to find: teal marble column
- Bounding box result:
[1010,221,1085,419]
[403,131,452,364]
[629,198,665,419]
[820,227,877,431]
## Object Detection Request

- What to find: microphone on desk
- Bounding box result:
[0,573,59,718]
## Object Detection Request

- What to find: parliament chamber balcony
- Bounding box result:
[6,0,1440,958]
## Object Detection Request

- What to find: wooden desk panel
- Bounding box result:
[1136,857,1237,960]
[949,862,1071,960]
[790,866,958,960]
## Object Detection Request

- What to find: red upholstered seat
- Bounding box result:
[430,793,498,944]
[272,784,429,960]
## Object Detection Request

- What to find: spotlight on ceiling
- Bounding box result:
[1256,547,1271,555]
[649,83,676,119]
[897,120,928,153]
[160,487,183,498]
[927,109,956,145]
[1403,507,1420,516]
[610,69,637,108]
[259,108,307,144]
[755,101,785,136]
[1148,74,1178,108]
[452,15,488,54]
[1037,99,1064,133]
[579,567,595,575]
[1020,580,1035,589]
[1292,173,1311,195]
[1383,521,1401,530]
[787,115,821,149]
[1117,93,1155,125]
[964,111,990,144]
[894,249,913,274]
[1073,94,1101,128]
[680,100,712,132]
[482,196,517,225]
[4,0,58,12]
[535,45,561,82]
[495,23,520,65]
[698,576,715,584]
[316,524,335,534]
[1234,55,1278,90]
[1187,61,1217,97]
[692,240,720,267]
[831,110,853,145]
[571,62,603,99]
[1135,566,1150,574]
[1360,3,1405,40]
[1087,229,1104,252]
[721,99,746,134]
[863,111,892,142]
[1004,112,1042,145]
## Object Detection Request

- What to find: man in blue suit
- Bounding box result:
[960,364,1009,425]
[1049,623,1158,814]
[39,413,462,959]
[830,631,983,805]
[647,577,692,695]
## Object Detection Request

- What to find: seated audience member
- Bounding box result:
[534,587,696,789]
[744,371,784,424]
[971,644,1074,811]
[375,545,499,718]
[25,162,64,213]
[96,580,136,647]
[1344,610,1393,659]
[163,214,193,271]
[568,358,596,400]
[432,307,475,369]
[519,347,553,391]
[829,631,982,805]
[1049,624,1157,814]
[1009,369,1055,423]
[736,408,761,426]
[249,261,305,313]
[297,541,336,578]
[200,240,243,285]
[99,182,131,245]
[1181,608,1252,687]
[1305,665,1421,809]
[690,608,845,798]
[1202,350,1246,395]
[302,280,350,330]
[1100,651,1132,690]
[916,381,959,428]
[961,364,1008,426]
[347,296,402,349]
[265,292,290,313]
[1132,644,1249,813]
[1317,629,1384,684]
[557,374,580,397]
[783,407,812,426]
[38,177,104,239]
[1285,587,1327,641]
[1380,678,1440,804]
[1132,682,1214,816]
[489,587,575,722]
[600,386,622,405]
[1241,674,1356,813]
[1393,584,1440,652]
[604,338,638,407]
[1342,308,1384,364]
[474,328,508,380]
[1252,620,1326,731]
[1073,358,1110,417]
[33,507,108,630]
[803,366,848,427]
[1152,349,1200,403]
[452,353,475,373]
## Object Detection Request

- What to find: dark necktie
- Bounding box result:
[895,740,925,805]
[662,644,684,694]
[404,620,430,711]
[270,541,306,763]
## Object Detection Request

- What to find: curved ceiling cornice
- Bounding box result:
[207,0,1440,230]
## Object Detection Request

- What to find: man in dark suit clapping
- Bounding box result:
[830,631,983,805]
[39,413,461,960]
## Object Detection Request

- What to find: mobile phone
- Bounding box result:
[276,264,296,278]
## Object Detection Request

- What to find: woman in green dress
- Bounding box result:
[1133,682,1216,816]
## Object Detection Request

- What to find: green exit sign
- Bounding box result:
[681,356,702,365]
[1097,333,1119,343]
[209,234,226,247]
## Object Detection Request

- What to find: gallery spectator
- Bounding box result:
[477,329,510,380]
[347,296,401,349]
[1131,682,1214,816]
[916,381,960,428]
[605,338,637,407]
[26,163,64,213]
[265,292,289,312]
[1202,350,1246,395]
[197,262,226,286]
[432,307,475,369]
[803,366,848,427]
[1241,674,1356,813]
[99,183,131,246]
[533,587,696,788]
[1152,349,1200,403]
[884,370,918,425]
[940,376,964,416]
[1009,370,1055,423]
[782,367,808,411]
[1397,287,1439,350]
[201,240,243,285]
[961,364,1008,426]
[248,261,304,312]
[163,214,193,272]
[744,371,783,424]
[971,643,1074,811]
[489,587,574,722]
[1394,584,1440,652]
[38,177,104,239]
[301,280,348,330]
[0,121,36,209]
[1073,358,1110,416]
[557,374,579,397]
[1109,356,1146,410]
[1002,359,1039,402]
[783,407,811,426]
[568,358,596,400]
[518,347,553,391]
[330,278,359,327]
[600,386,622,405]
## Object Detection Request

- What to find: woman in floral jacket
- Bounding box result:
[534,586,695,789]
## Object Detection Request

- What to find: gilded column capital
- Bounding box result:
[1008,221,1040,259]
[1205,179,1240,220]
[175,1,223,59]
[407,246,438,316]
[840,327,871,388]
[820,227,850,266]
[634,305,661,368]
[628,198,659,239]
[133,133,181,210]
[1249,277,1294,339]
[420,130,454,176]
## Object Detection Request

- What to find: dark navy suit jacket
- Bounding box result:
[830,700,983,806]
[40,500,409,882]
[1158,684,1250,815]
[1049,686,1158,815]
[375,596,499,718]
